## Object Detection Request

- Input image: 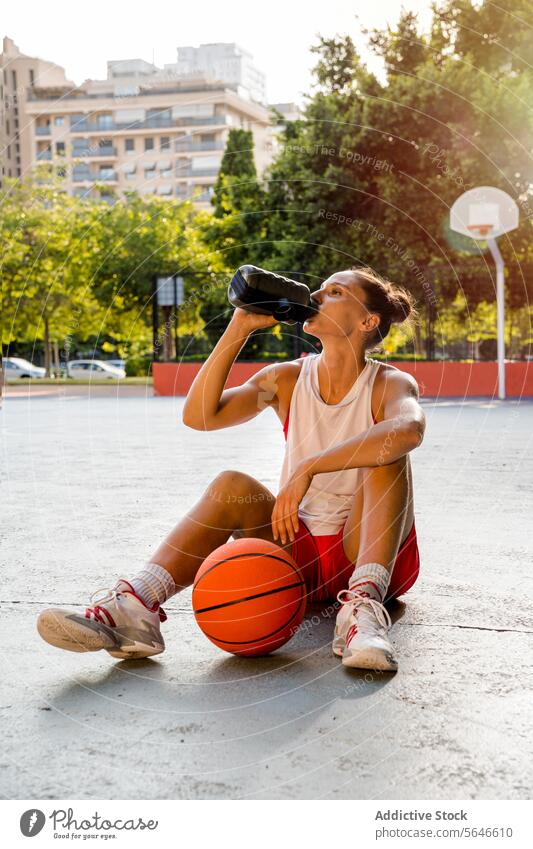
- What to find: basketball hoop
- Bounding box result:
[467,224,493,239]
[450,186,520,401]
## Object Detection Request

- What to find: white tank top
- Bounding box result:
[279,353,382,535]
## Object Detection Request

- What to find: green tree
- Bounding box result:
[259,3,533,356]
[207,128,268,271]
[1,169,106,374]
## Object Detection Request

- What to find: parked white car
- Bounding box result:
[2,357,46,379]
[67,360,126,380]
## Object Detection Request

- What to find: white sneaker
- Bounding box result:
[36,580,167,660]
[333,589,397,672]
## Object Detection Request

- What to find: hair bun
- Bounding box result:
[349,265,419,351]
[390,289,413,323]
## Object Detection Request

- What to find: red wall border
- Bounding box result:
[153,360,533,398]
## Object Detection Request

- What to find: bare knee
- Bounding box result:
[203,469,269,514]
[207,469,253,499]
[205,470,276,539]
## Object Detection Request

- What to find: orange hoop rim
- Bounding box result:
[467,224,493,237]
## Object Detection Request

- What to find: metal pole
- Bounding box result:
[487,238,505,400]
[173,275,179,361]
[152,276,159,363]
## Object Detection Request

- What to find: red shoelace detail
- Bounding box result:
[85,605,116,627]
[346,623,358,646]
[84,596,167,626]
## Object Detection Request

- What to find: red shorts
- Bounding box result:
[290,519,420,603]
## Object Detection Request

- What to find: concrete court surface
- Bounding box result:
[1,386,532,800]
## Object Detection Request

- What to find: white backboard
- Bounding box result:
[450,186,519,239]
[156,276,184,306]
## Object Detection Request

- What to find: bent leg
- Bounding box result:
[342,456,414,573]
[149,470,287,590]
[37,470,285,658]
[333,457,415,670]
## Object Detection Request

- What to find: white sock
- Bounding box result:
[127,563,176,608]
[349,562,390,603]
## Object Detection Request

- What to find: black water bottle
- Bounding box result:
[228,265,318,325]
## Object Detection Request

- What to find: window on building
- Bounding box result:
[144,167,156,179]
[6,120,9,135]
[16,167,21,177]
[56,141,65,155]
[125,138,135,152]
[15,143,20,153]
[99,166,115,180]
[70,114,87,130]
[29,68,35,86]
[54,116,64,126]
[146,108,171,128]
[72,140,91,157]
[11,70,17,89]
[7,145,11,158]
[160,136,170,150]
[144,137,154,151]
[96,114,113,130]
[72,164,92,182]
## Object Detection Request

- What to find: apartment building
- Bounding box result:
[164,43,267,105]
[1,38,276,205]
[0,36,73,187]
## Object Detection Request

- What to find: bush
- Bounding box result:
[126,356,152,377]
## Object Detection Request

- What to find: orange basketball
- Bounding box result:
[192,537,306,657]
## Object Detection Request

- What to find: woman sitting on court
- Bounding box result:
[37,266,425,672]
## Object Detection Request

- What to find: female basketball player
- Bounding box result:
[37,266,425,672]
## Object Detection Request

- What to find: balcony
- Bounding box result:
[175,115,231,127]
[35,125,51,135]
[175,140,225,152]
[69,114,231,134]
[36,150,52,161]
[72,168,117,183]
[72,146,117,158]
[176,167,220,178]
[72,171,92,183]
[145,117,172,129]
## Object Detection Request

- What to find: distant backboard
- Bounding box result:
[450,186,519,239]
[156,276,184,306]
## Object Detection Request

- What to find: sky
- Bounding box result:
[2,0,434,104]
